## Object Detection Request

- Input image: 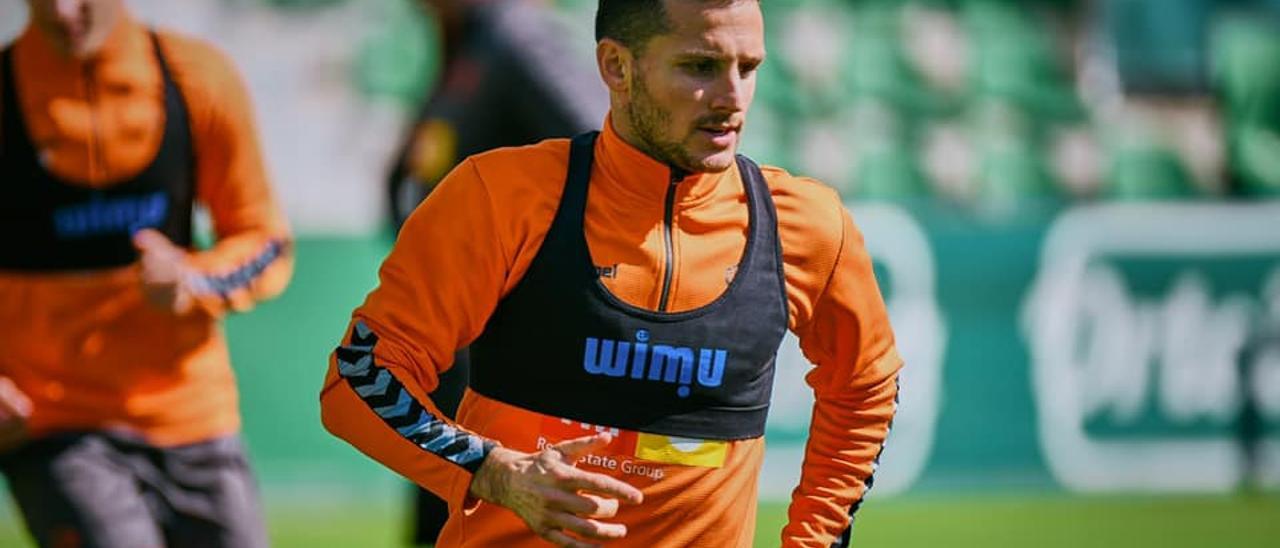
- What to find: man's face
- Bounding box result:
[622,0,766,174]
[26,0,124,58]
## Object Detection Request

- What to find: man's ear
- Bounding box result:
[596,38,633,94]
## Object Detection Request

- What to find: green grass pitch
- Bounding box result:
[2,494,1276,547]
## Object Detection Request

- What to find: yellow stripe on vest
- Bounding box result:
[634,433,728,468]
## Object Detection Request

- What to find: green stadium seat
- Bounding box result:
[847,99,932,201]
[855,144,931,201]
[1232,126,1280,197]
[1213,16,1280,122]
[969,99,1061,204]
[1211,15,1280,197]
[764,0,859,117]
[1105,139,1198,200]
[789,114,860,197]
[975,142,1059,202]
[354,1,440,104]
[961,0,1080,120]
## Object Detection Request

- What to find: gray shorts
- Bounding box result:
[1,432,268,548]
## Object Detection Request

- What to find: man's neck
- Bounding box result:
[608,108,684,177]
[30,13,128,62]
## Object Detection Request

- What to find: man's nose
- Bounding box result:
[709,70,751,113]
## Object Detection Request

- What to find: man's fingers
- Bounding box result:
[130,229,196,315]
[549,511,627,540]
[542,527,601,548]
[0,378,32,418]
[553,433,615,459]
[560,467,643,505]
[578,493,620,518]
[131,228,168,252]
[543,489,619,518]
[551,433,643,502]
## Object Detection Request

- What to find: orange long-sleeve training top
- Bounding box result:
[321,120,900,547]
[0,14,292,447]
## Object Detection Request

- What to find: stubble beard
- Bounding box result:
[625,70,707,175]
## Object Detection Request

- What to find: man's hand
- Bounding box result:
[470,433,644,548]
[0,377,32,452]
[133,229,196,315]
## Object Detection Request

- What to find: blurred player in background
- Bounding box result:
[386,0,605,543]
[325,0,900,546]
[0,0,292,546]
[388,0,607,228]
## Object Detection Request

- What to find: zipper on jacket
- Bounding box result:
[657,169,682,312]
[83,63,104,183]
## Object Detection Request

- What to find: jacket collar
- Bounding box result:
[594,113,737,207]
[18,10,144,73]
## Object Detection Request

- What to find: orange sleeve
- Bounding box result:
[321,158,509,503]
[782,205,902,547]
[162,33,293,316]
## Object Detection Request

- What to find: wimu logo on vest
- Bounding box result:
[583,329,727,398]
[53,192,167,238]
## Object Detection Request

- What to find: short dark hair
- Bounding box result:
[595,1,760,53]
[595,0,672,53]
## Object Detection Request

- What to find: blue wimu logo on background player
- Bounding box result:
[52,191,168,238]
[583,329,728,398]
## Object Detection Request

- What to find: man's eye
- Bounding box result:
[684,61,718,75]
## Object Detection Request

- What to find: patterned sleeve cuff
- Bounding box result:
[335,320,495,472]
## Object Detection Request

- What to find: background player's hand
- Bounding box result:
[0,377,32,452]
[133,229,196,315]
[469,433,644,547]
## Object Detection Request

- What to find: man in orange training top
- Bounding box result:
[321,0,900,546]
[0,1,292,546]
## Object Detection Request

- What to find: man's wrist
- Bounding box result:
[469,446,515,504]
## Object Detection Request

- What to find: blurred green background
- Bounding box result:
[2,495,1279,547]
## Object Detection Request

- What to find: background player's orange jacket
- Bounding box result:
[321,120,900,547]
[0,13,292,447]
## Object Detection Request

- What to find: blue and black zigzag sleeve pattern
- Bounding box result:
[189,239,289,298]
[831,374,900,548]
[335,320,495,473]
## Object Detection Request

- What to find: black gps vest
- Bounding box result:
[469,132,789,440]
[0,32,195,271]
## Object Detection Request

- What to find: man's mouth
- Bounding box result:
[698,124,741,139]
[56,25,88,50]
